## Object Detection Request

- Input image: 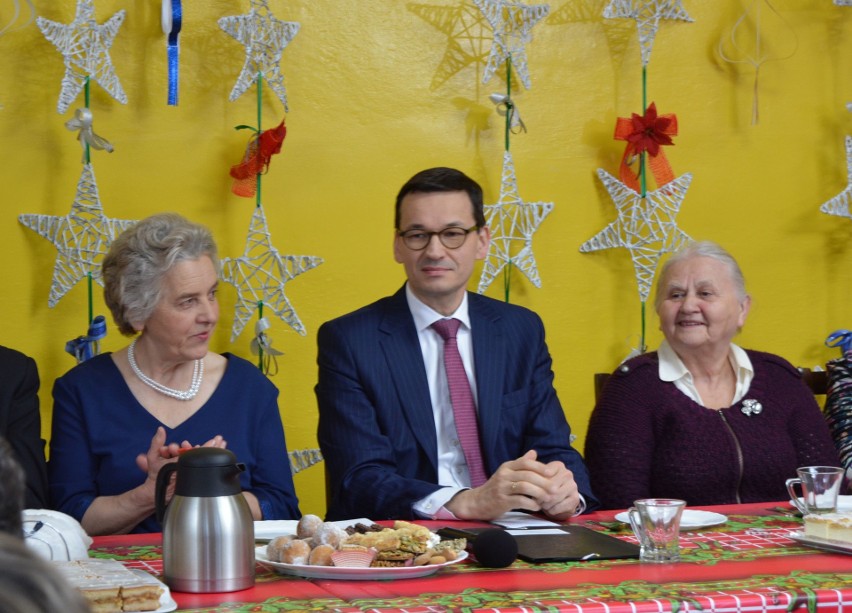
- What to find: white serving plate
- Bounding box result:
[788,531,852,556]
[614,509,727,530]
[256,546,467,580]
[789,495,852,513]
[254,517,373,541]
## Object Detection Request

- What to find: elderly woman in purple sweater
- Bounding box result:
[584,241,840,510]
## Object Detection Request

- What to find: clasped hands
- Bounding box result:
[135,426,227,495]
[446,449,580,521]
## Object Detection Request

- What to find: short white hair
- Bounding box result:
[654,241,748,311]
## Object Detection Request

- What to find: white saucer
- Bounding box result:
[614,509,727,530]
[789,495,852,513]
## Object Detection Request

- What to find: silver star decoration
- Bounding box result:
[409,1,492,90]
[820,135,852,221]
[218,0,300,111]
[603,0,693,66]
[19,164,135,308]
[580,169,693,302]
[37,0,127,114]
[478,151,554,293]
[221,205,323,341]
[474,0,550,89]
[289,448,323,474]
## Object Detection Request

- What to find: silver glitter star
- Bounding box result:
[478,151,554,293]
[603,0,693,66]
[474,0,550,89]
[37,0,127,114]
[218,0,300,111]
[580,169,693,302]
[820,135,852,222]
[221,205,323,341]
[19,164,135,307]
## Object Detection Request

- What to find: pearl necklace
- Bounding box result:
[127,338,204,401]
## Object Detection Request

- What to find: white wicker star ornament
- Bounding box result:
[478,151,554,293]
[820,135,852,221]
[603,0,693,66]
[221,205,323,341]
[37,0,127,114]
[19,164,135,307]
[409,1,493,90]
[580,169,693,302]
[218,0,300,111]
[474,0,550,89]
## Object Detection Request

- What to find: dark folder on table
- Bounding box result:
[438,525,640,563]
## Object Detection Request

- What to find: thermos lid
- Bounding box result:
[173,447,245,497]
[178,447,238,467]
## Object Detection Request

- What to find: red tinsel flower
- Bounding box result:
[625,103,674,157]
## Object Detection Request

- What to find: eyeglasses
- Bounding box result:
[398,226,479,251]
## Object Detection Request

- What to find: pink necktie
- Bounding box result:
[431,318,488,487]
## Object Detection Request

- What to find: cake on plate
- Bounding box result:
[803,512,852,543]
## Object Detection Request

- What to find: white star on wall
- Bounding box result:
[19,164,135,307]
[219,0,300,111]
[603,0,693,66]
[37,0,127,114]
[478,151,554,293]
[474,0,550,89]
[820,135,852,221]
[221,205,323,341]
[409,1,492,90]
[580,169,693,302]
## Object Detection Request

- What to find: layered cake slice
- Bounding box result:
[52,558,164,612]
[803,513,852,543]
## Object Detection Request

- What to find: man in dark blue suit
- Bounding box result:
[316,167,596,521]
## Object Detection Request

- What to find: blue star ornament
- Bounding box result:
[219,0,300,111]
[19,164,135,307]
[474,0,550,89]
[820,135,852,221]
[37,0,127,114]
[478,151,554,293]
[221,205,323,341]
[580,169,693,302]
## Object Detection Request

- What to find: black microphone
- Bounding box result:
[469,528,518,568]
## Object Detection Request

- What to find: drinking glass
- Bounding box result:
[785,466,844,515]
[627,498,686,563]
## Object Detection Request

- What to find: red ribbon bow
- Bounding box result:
[614,102,677,192]
[230,118,287,198]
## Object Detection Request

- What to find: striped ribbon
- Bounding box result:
[162,0,183,106]
[65,315,107,363]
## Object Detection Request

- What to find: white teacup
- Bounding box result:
[627,498,686,563]
[785,466,844,515]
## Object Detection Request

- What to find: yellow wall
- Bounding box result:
[2,1,851,518]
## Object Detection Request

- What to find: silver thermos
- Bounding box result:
[155,447,255,593]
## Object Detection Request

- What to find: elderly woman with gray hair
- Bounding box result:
[48,213,300,534]
[584,241,839,510]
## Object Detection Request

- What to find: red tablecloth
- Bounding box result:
[89,502,852,612]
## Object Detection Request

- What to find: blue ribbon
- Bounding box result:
[65,315,108,363]
[826,329,852,356]
[164,0,182,106]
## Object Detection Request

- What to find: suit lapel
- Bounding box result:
[379,289,439,471]
[469,294,504,474]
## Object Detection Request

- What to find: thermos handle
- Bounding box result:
[155,462,180,523]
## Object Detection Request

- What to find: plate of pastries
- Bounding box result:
[256,514,468,580]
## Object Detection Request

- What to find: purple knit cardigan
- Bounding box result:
[584,350,841,510]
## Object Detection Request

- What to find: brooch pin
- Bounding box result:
[741,399,763,417]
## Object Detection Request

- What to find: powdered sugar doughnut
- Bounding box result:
[296,514,323,539]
